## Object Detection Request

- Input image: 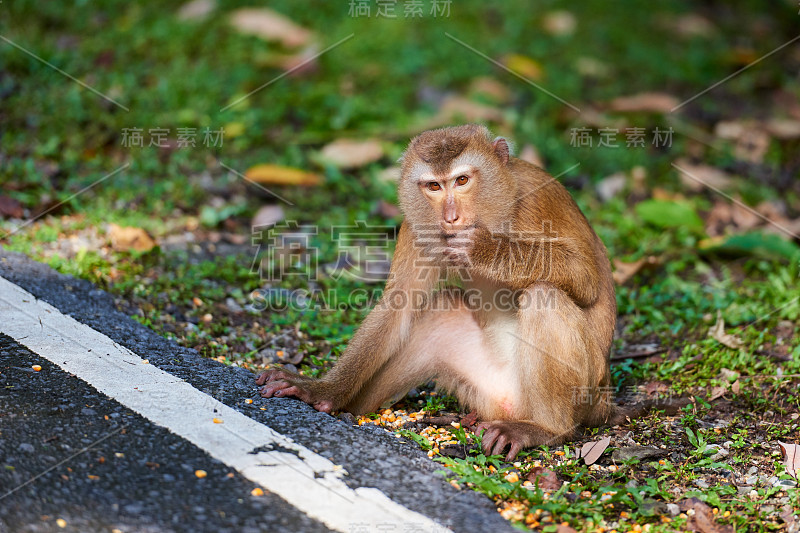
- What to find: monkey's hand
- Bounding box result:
[256,368,335,413]
[441,227,476,266]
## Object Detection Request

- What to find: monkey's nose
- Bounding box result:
[444,212,460,224]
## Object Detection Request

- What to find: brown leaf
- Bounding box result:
[608,92,680,114]
[376,200,401,219]
[251,205,285,228]
[579,436,610,465]
[468,77,511,104]
[541,11,576,36]
[612,258,645,285]
[177,0,216,21]
[669,14,717,38]
[673,158,733,192]
[245,164,321,186]
[643,381,669,396]
[765,119,800,140]
[612,256,658,285]
[229,8,313,48]
[596,172,627,202]
[679,497,733,533]
[525,466,561,490]
[319,139,384,169]
[708,386,727,402]
[432,95,504,126]
[460,411,478,428]
[778,442,800,479]
[108,224,156,253]
[0,195,24,219]
[518,144,544,168]
[708,311,744,350]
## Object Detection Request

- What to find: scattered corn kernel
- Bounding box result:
[115,452,124,458]
[658,460,665,465]
[195,469,207,478]
[213,418,223,424]
[608,465,618,472]
[142,359,149,364]
[251,487,264,496]
[723,511,730,517]
[192,297,203,306]
[504,472,519,483]
[620,511,629,518]
[712,508,718,515]
[56,519,67,528]
[245,399,253,404]
[87,474,99,480]
[554,450,565,456]
[32,365,42,372]
[276,350,285,358]
[202,313,213,323]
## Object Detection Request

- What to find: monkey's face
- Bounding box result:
[398,125,516,240]
[417,164,479,237]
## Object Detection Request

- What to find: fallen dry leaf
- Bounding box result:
[432,95,504,126]
[541,11,576,36]
[608,92,679,113]
[679,497,733,533]
[376,200,401,219]
[319,139,384,169]
[577,436,610,465]
[229,8,313,48]
[525,466,561,490]
[643,381,669,396]
[468,77,511,104]
[556,525,578,533]
[501,54,544,81]
[778,442,800,479]
[708,311,744,350]
[708,386,727,402]
[108,224,156,253]
[669,14,717,38]
[612,256,659,285]
[251,205,285,228]
[596,172,627,202]
[177,0,215,21]
[518,144,544,168]
[764,119,800,140]
[673,158,733,192]
[245,164,321,186]
[0,195,24,219]
[460,411,478,428]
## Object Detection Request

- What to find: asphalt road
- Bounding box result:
[0,248,513,533]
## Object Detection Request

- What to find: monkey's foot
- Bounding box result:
[475,420,564,461]
[256,369,334,413]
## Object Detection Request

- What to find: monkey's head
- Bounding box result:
[398,124,516,239]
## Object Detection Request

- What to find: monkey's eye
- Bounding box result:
[427,182,441,191]
[455,175,469,186]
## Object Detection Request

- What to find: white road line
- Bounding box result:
[0,276,449,533]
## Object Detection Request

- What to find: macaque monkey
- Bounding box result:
[257,124,616,460]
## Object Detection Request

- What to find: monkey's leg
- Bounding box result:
[474,282,599,460]
[343,302,487,415]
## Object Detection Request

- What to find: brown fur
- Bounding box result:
[257,124,616,460]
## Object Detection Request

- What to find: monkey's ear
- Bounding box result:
[492,137,510,165]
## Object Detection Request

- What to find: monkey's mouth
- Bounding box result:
[441,223,477,240]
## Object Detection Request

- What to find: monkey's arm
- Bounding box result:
[467,227,600,308]
[259,222,438,411]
